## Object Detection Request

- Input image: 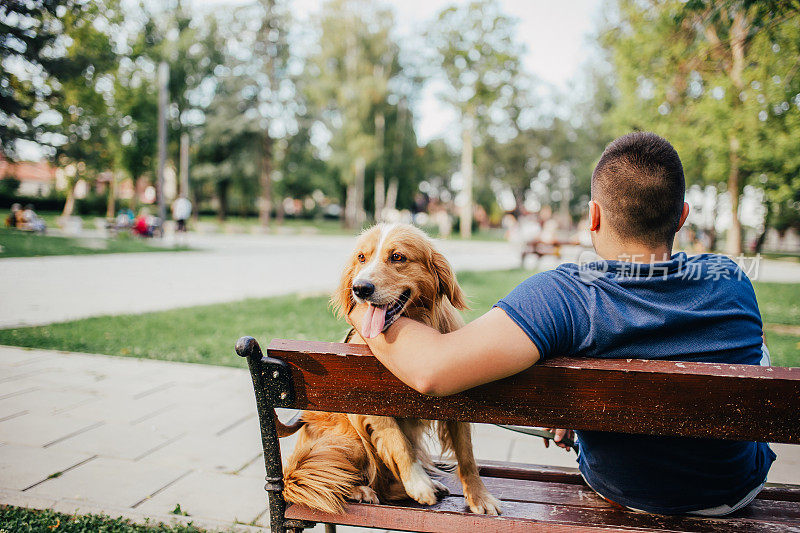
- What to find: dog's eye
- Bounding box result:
[357,253,366,263]
[391,252,406,263]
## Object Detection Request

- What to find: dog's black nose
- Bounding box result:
[352,281,375,299]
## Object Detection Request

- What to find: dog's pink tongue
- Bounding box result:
[370,305,386,338]
[361,304,375,338]
[361,304,386,339]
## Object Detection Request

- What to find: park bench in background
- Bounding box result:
[520,238,580,266]
[236,336,800,533]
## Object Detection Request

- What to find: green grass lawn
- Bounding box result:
[0,270,529,367]
[0,228,190,258]
[0,270,797,366]
[0,505,206,532]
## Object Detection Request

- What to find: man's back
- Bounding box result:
[495,252,776,514]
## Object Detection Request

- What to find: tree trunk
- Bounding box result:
[62,180,76,217]
[217,180,229,222]
[179,132,190,198]
[106,173,116,219]
[725,135,743,255]
[259,134,273,228]
[754,201,771,254]
[459,110,474,239]
[385,178,398,212]
[725,10,747,256]
[344,184,357,228]
[190,190,198,223]
[354,156,366,228]
[374,113,385,222]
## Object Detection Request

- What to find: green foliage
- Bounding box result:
[0,0,67,158]
[428,0,524,133]
[601,0,800,243]
[0,505,206,532]
[53,1,122,179]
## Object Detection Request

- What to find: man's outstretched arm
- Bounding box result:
[348,306,539,396]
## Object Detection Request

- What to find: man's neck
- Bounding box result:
[598,243,673,263]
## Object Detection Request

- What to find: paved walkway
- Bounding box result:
[0,233,523,329]
[1,346,798,532]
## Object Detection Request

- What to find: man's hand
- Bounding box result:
[542,428,574,451]
[346,302,367,330]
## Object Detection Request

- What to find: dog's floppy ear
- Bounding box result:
[331,259,357,319]
[431,250,468,310]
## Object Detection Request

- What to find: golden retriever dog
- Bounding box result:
[280,223,501,516]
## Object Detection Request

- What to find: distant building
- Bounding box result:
[0,156,56,196]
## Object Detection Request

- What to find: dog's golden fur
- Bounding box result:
[282,223,501,515]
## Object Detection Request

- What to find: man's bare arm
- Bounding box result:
[348,306,540,396]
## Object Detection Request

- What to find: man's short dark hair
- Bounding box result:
[591,132,685,247]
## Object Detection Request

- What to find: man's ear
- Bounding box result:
[589,200,601,232]
[431,250,468,310]
[331,261,356,319]
[677,202,690,231]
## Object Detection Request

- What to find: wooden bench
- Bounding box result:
[236,337,800,533]
[521,239,581,266]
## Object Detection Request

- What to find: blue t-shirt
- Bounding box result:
[495,252,776,514]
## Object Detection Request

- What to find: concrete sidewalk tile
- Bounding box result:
[2,388,100,417]
[136,403,243,437]
[27,456,189,508]
[0,347,49,366]
[0,487,58,511]
[49,421,184,461]
[62,393,178,424]
[134,470,268,526]
[0,443,94,490]
[0,382,39,400]
[142,423,262,474]
[0,412,103,448]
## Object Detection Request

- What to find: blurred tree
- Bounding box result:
[742,14,800,248]
[275,118,334,202]
[53,0,122,216]
[131,1,224,206]
[603,0,800,254]
[0,0,69,159]
[193,72,261,220]
[305,0,404,228]
[113,61,157,211]
[428,0,525,237]
[252,0,292,226]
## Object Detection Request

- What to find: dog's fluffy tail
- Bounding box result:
[283,438,363,514]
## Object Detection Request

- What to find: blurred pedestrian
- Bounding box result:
[133,207,153,238]
[171,196,192,233]
[21,204,46,233]
[5,203,21,228]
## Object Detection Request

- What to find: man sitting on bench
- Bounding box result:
[347,131,775,516]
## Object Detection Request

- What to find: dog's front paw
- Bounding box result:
[402,462,440,506]
[466,490,502,515]
[349,485,380,504]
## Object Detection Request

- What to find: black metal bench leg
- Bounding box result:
[324,524,337,533]
[237,336,307,533]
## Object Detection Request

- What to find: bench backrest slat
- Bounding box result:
[267,339,800,444]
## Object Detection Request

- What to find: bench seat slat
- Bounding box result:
[285,497,797,533]
[267,339,800,443]
[470,461,800,503]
